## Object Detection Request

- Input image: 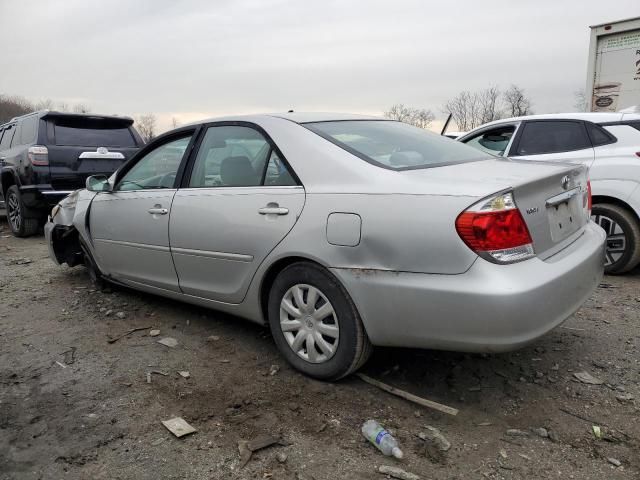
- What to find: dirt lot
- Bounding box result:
[0,213,638,480]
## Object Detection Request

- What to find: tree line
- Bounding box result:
[385,84,534,131]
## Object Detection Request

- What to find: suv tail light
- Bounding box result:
[455,191,534,264]
[28,145,49,166]
[586,180,592,214]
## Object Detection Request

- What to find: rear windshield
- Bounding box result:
[53,118,136,147]
[305,120,486,170]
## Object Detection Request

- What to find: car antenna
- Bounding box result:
[441,113,452,136]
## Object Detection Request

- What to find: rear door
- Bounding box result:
[90,131,196,291]
[45,114,141,191]
[169,123,305,303]
[508,120,595,166]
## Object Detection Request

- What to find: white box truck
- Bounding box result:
[586,17,640,112]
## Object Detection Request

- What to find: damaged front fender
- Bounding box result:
[45,189,97,267]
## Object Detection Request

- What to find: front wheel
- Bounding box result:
[592,203,640,275]
[268,262,372,380]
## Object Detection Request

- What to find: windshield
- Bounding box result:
[304,120,486,170]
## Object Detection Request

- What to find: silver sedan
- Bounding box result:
[46,113,605,380]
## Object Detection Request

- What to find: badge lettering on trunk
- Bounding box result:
[561,175,570,190]
[526,207,539,215]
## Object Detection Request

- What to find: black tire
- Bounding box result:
[592,203,640,275]
[268,262,372,381]
[5,185,39,237]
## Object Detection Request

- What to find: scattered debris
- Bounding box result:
[147,370,169,383]
[506,429,529,437]
[206,335,220,342]
[518,453,531,461]
[476,422,493,427]
[616,393,635,403]
[499,448,508,459]
[573,371,604,385]
[146,372,151,384]
[362,419,403,459]
[157,337,178,348]
[62,347,76,365]
[115,311,126,319]
[269,364,280,376]
[10,257,32,265]
[107,325,152,344]
[532,427,549,438]
[356,373,459,416]
[598,282,618,289]
[418,426,450,463]
[149,329,160,337]
[607,457,622,467]
[55,361,67,369]
[592,425,602,439]
[238,434,282,468]
[376,465,420,480]
[276,452,287,463]
[161,417,197,438]
[178,371,190,379]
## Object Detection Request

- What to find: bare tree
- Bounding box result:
[503,84,533,117]
[171,116,180,129]
[0,95,34,124]
[57,102,70,112]
[444,86,509,131]
[73,103,91,114]
[384,104,435,129]
[34,98,55,111]
[136,114,157,143]
[574,89,588,112]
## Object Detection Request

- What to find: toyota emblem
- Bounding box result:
[97,147,108,155]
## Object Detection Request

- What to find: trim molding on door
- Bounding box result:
[171,246,253,262]
[94,238,170,252]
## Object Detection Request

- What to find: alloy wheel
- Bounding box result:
[592,213,626,266]
[279,283,340,364]
[7,192,21,232]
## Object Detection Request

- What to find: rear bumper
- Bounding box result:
[19,185,74,211]
[331,222,606,352]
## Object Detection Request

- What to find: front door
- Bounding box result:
[90,133,195,291]
[170,124,305,303]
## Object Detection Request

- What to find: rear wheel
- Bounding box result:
[268,262,372,380]
[592,203,640,275]
[5,186,39,237]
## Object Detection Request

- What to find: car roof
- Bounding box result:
[185,112,383,126]
[476,112,640,128]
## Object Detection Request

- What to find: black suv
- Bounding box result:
[0,111,143,236]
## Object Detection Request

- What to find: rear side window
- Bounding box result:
[20,116,38,145]
[515,121,590,155]
[305,120,485,170]
[0,125,15,150]
[586,122,616,146]
[53,118,136,147]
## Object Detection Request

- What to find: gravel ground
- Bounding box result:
[0,213,639,479]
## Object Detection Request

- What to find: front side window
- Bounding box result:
[117,135,192,191]
[305,120,486,170]
[515,121,591,156]
[463,125,515,156]
[189,125,295,187]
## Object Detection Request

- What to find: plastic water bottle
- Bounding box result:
[362,420,403,459]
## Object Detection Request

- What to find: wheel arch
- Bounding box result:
[592,195,640,224]
[1,168,19,197]
[259,255,327,322]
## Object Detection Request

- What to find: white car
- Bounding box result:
[458,112,640,274]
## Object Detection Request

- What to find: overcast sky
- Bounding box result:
[1,0,639,131]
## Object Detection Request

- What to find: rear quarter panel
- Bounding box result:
[265,192,479,274]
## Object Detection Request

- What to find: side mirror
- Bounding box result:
[86,174,112,192]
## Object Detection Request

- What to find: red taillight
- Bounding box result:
[28,145,49,166]
[587,180,592,211]
[456,209,532,251]
[456,191,535,264]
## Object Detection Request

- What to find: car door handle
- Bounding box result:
[148,207,168,215]
[258,206,289,215]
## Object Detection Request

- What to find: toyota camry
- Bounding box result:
[45,113,605,380]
